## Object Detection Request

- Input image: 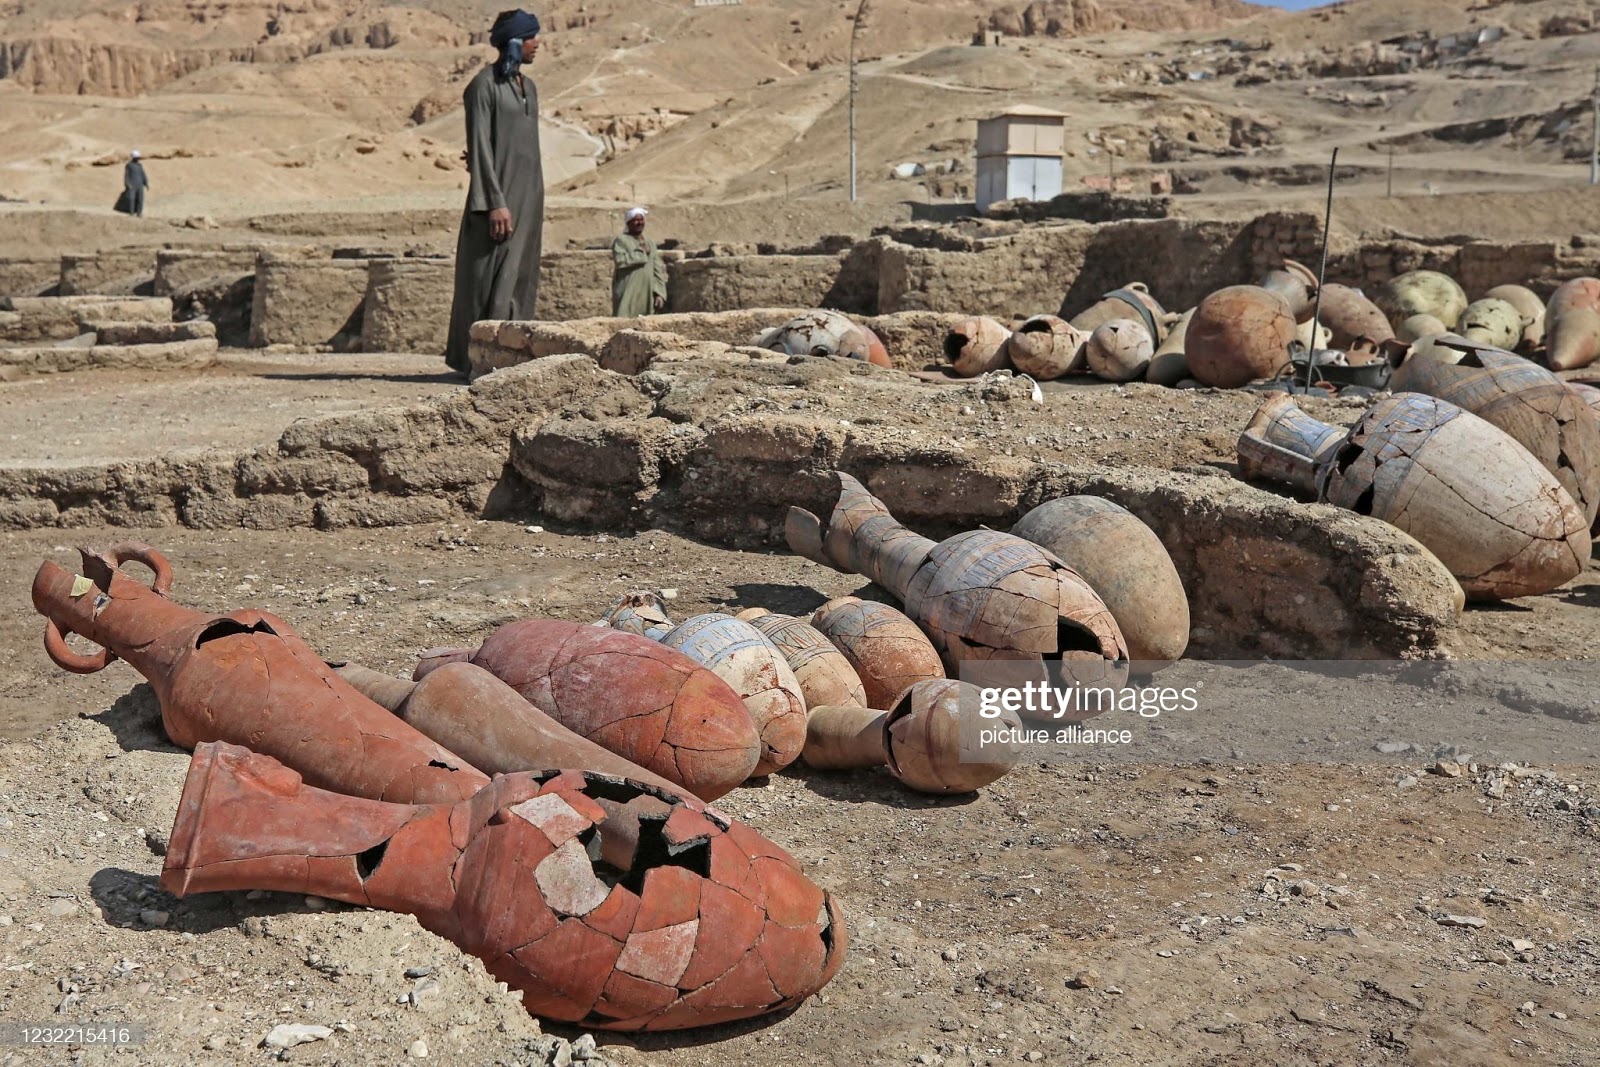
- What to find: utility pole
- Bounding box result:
[849,0,871,203]
[1587,66,1600,187]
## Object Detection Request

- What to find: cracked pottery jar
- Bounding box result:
[415,619,761,803]
[1003,314,1088,380]
[803,679,1021,794]
[1085,319,1154,383]
[808,597,945,711]
[788,473,1129,691]
[1457,298,1524,352]
[1145,307,1194,387]
[334,661,689,797]
[656,614,806,777]
[599,591,676,641]
[1011,496,1190,665]
[1568,380,1600,417]
[1237,393,1589,600]
[1067,283,1166,347]
[1389,339,1600,530]
[1317,283,1395,349]
[736,609,868,711]
[1374,270,1469,332]
[1545,278,1600,371]
[1483,284,1544,353]
[32,543,486,804]
[943,316,1012,377]
[756,310,890,367]
[1184,286,1297,389]
[162,743,847,1031]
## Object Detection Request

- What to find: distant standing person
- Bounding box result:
[123,150,148,217]
[444,9,545,377]
[611,206,667,317]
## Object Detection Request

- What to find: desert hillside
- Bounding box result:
[0,0,1595,246]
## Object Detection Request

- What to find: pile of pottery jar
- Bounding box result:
[942,269,1600,391]
[32,473,1190,1035]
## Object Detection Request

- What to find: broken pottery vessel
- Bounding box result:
[1375,270,1469,331]
[808,597,946,710]
[334,661,690,798]
[1067,284,1166,346]
[736,609,868,711]
[163,743,847,1031]
[1237,394,1589,600]
[415,619,761,802]
[1545,278,1600,371]
[944,316,1012,377]
[656,614,807,777]
[1484,284,1544,352]
[1185,285,1297,389]
[756,311,890,368]
[1003,315,1089,380]
[1568,380,1600,416]
[788,473,1129,685]
[1457,298,1524,352]
[1259,266,1314,322]
[33,544,485,804]
[803,679,1021,794]
[1085,319,1153,382]
[1011,497,1190,665]
[600,591,676,641]
[1389,339,1600,529]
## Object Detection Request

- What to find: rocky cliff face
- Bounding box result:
[987,0,1260,38]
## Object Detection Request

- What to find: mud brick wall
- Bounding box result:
[467,309,966,378]
[667,254,846,314]
[876,226,1096,317]
[0,296,172,343]
[152,249,259,298]
[362,258,453,354]
[1058,218,1255,317]
[0,353,1461,657]
[0,257,60,299]
[539,251,614,320]
[249,253,368,348]
[59,248,156,296]
[505,361,1461,659]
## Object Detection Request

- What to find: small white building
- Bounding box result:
[975,105,1066,214]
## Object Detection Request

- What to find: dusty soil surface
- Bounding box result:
[1,522,1597,1067]
[0,352,460,468]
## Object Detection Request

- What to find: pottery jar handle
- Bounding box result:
[43,619,114,674]
[106,542,174,595]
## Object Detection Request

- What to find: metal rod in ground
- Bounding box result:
[1303,147,1340,394]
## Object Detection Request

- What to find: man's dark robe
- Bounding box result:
[123,160,148,217]
[445,65,544,373]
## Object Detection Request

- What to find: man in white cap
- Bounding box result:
[611,206,666,317]
[123,150,149,217]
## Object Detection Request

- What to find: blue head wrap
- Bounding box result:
[491,10,541,80]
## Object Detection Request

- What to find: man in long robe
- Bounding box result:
[611,206,667,317]
[123,151,149,217]
[444,9,545,377]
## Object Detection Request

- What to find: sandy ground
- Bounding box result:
[0,352,461,469]
[0,520,1597,1067]
[0,358,1597,1065]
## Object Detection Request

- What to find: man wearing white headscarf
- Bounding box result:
[611,206,666,317]
[444,9,545,376]
[123,151,149,217]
